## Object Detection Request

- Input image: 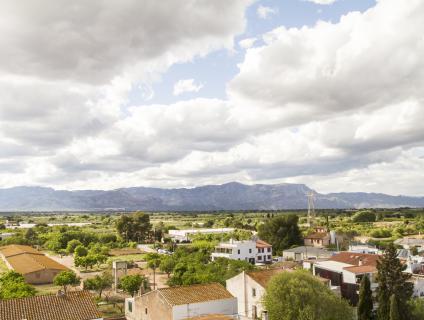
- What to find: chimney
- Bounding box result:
[358,259,363,266]
[56,289,65,297]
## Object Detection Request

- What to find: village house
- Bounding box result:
[394,237,424,251]
[211,239,272,264]
[226,268,285,319]
[312,252,381,305]
[0,244,68,284]
[125,283,237,320]
[282,246,333,262]
[167,228,235,242]
[0,290,102,320]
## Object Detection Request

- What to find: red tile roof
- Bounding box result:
[343,265,377,274]
[256,240,272,248]
[330,252,381,267]
[0,291,101,320]
[246,268,287,288]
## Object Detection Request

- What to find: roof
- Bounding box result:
[0,244,42,258]
[329,252,381,267]
[283,246,332,255]
[157,283,234,306]
[0,244,68,275]
[305,232,329,240]
[256,240,272,248]
[394,238,424,246]
[343,265,377,274]
[6,253,68,274]
[0,291,102,320]
[246,268,286,288]
[315,260,353,273]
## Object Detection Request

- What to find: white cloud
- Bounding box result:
[173,79,204,96]
[256,5,278,19]
[239,37,257,49]
[306,0,338,5]
[1,0,424,196]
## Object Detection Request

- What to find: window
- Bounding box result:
[249,249,252,253]
[258,255,262,260]
[267,248,271,252]
[267,255,271,260]
[145,307,148,314]
[252,288,256,297]
[128,301,133,313]
[238,249,240,254]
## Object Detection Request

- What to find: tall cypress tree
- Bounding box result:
[358,275,373,320]
[376,244,413,320]
[390,294,400,320]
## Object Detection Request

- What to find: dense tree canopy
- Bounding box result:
[357,275,373,320]
[116,212,152,242]
[264,270,354,320]
[258,215,303,254]
[83,271,113,298]
[53,270,80,294]
[119,274,148,297]
[376,244,413,320]
[352,211,377,223]
[0,271,36,299]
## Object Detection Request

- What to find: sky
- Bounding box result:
[0,0,424,196]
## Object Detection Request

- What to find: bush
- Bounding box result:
[352,211,376,223]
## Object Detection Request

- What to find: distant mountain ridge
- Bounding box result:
[0,182,423,211]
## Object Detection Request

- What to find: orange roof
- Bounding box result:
[330,252,381,267]
[246,268,286,288]
[157,283,234,306]
[0,291,101,320]
[256,240,272,248]
[343,265,377,274]
[0,244,42,257]
[0,244,68,275]
[6,253,68,275]
[305,232,329,239]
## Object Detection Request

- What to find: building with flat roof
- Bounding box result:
[211,239,272,264]
[168,228,235,242]
[0,290,102,320]
[0,244,68,284]
[282,246,333,261]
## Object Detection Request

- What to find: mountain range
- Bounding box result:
[0,182,423,211]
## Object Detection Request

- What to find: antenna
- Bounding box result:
[306,192,316,227]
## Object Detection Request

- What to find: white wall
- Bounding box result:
[172,298,237,320]
[226,271,266,320]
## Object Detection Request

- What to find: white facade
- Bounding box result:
[211,239,272,264]
[172,298,237,320]
[226,271,269,320]
[412,276,424,298]
[348,244,380,255]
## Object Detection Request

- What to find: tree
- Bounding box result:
[74,245,88,258]
[264,270,354,320]
[24,228,37,242]
[83,271,113,298]
[352,211,377,223]
[358,275,373,320]
[66,239,83,254]
[147,253,161,290]
[119,274,147,297]
[159,256,176,278]
[409,298,424,320]
[53,270,80,294]
[390,294,400,320]
[376,244,413,320]
[258,215,303,254]
[116,212,152,242]
[75,255,96,271]
[0,271,36,299]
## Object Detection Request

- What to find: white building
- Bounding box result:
[348,244,380,255]
[168,228,235,242]
[394,238,424,250]
[226,269,285,319]
[211,239,272,264]
[125,283,237,320]
[282,246,333,262]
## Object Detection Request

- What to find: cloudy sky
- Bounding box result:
[1,0,423,196]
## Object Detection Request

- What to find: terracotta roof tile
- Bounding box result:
[343,265,377,274]
[158,283,234,306]
[330,252,381,267]
[6,253,68,274]
[0,291,102,320]
[246,268,286,288]
[0,244,42,257]
[256,240,272,248]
